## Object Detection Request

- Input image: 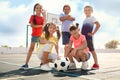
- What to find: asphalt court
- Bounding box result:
[0,53,120,80]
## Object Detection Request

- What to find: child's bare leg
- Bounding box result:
[91,51,98,64]
[64,45,72,57]
[68,50,75,63]
[74,50,88,62]
[81,52,88,62]
[42,51,49,64]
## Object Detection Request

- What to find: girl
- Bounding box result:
[65,25,90,70]
[20,3,46,70]
[37,23,61,71]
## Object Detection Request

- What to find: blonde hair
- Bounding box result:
[84,5,93,12]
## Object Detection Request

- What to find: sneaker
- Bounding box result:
[91,64,99,70]
[81,61,88,70]
[68,63,76,70]
[40,64,52,71]
[19,64,29,70]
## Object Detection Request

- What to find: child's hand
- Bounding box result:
[41,9,46,17]
[87,32,93,36]
[57,56,61,60]
[49,40,57,45]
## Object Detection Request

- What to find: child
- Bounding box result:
[65,25,90,70]
[59,5,75,56]
[81,6,100,70]
[37,23,61,71]
[20,3,46,70]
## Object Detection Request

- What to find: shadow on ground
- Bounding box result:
[0,67,49,78]
[0,68,96,79]
[51,68,95,77]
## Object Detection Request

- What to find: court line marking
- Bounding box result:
[0,75,41,80]
[0,60,102,80]
[0,60,21,66]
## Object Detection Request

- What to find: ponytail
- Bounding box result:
[56,26,61,40]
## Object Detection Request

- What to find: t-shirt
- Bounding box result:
[59,13,73,32]
[70,34,89,52]
[81,16,97,40]
[37,33,58,53]
[29,15,44,36]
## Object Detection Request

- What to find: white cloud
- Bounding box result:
[0,0,120,48]
[89,0,120,17]
[92,11,120,48]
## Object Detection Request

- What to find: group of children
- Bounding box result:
[20,3,100,71]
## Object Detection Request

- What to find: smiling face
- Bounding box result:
[84,6,93,17]
[34,4,42,15]
[70,29,78,36]
[63,5,71,14]
[70,26,79,38]
[48,24,57,35]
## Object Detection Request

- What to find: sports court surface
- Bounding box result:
[0,52,120,80]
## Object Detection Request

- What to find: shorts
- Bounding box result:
[37,44,57,60]
[79,52,91,62]
[31,36,40,43]
[62,32,71,45]
[87,40,95,51]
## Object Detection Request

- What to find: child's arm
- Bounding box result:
[60,15,75,21]
[88,21,100,36]
[67,15,75,21]
[93,21,100,35]
[41,9,46,25]
[59,15,70,21]
[55,43,59,54]
[39,37,47,44]
[77,40,87,50]
[67,40,72,48]
[30,22,43,28]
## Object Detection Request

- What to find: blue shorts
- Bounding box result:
[31,36,40,43]
[62,32,71,45]
[79,52,91,62]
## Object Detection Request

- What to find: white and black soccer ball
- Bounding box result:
[54,58,70,72]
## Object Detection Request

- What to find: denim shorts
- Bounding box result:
[62,32,71,45]
[31,36,40,43]
[79,52,91,62]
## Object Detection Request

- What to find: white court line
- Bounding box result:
[0,60,21,66]
[0,75,38,80]
[0,60,35,80]
[0,61,102,80]
[80,76,102,80]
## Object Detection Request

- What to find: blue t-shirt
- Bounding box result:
[81,16,97,40]
[59,13,74,32]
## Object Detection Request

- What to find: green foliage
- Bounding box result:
[1,45,9,47]
[105,40,119,49]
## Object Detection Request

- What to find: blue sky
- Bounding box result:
[0,0,120,49]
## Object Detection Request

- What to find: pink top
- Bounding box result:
[70,34,89,52]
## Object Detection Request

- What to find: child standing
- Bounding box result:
[65,25,90,70]
[81,6,100,70]
[20,3,46,70]
[59,5,75,57]
[37,23,61,71]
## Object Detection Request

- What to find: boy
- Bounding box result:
[81,6,100,70]
[59,5,75,57]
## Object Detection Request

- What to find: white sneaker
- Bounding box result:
[68,63,76,70]
[81,61,88,70]
[40,64,52,71]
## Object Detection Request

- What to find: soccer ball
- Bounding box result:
[54,58,70,72]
